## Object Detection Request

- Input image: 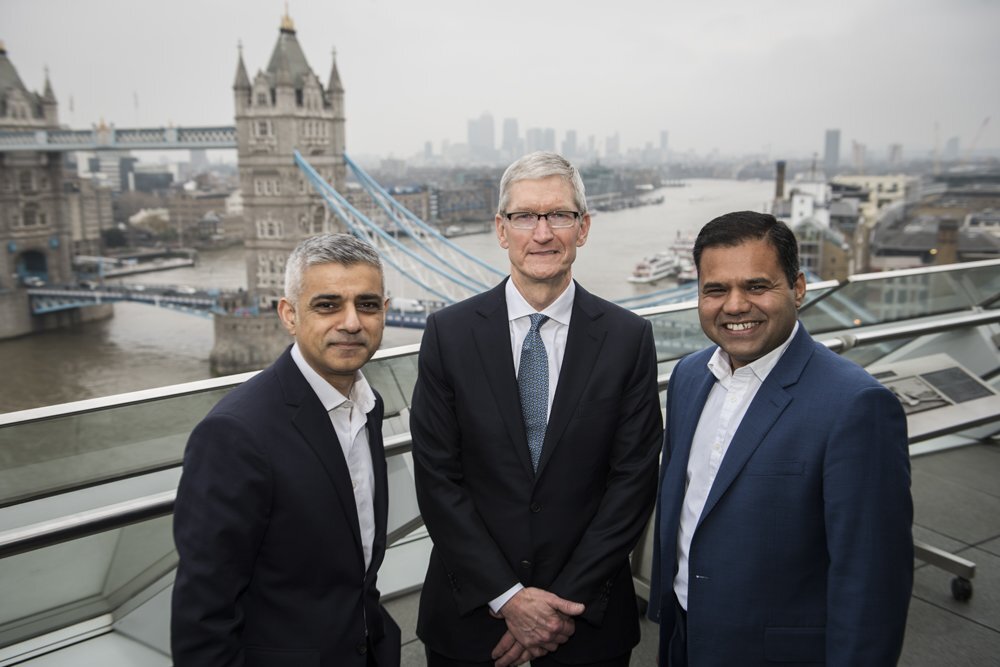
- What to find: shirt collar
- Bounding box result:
[505,278,575,326]
[707,321,800,383]
[291,343,376,414]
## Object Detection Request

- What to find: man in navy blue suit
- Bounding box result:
[172,234,400,667]
[650,211,913,666]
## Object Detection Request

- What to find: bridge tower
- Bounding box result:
[0,42,84,339]
[212,10,348,373]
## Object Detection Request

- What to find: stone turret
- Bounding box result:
[213,10,349,374]
[41,67,58,125]
[233,43,251,114]
[0,44,83,339]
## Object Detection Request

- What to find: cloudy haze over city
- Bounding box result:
[3,0,999,160]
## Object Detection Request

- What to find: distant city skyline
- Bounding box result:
[3,0,999,161]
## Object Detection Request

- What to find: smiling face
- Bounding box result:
[495,175,590,296]
[277,261,387,395]
[697,238,805,369]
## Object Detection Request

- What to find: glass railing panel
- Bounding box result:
[0,514,176,649]
[364,348,419,418]
[644,306,710,363]
[840,338,916,368]
[800,283,840,308]
[0,389,231,507]
[801,271,976,335]
[958,263,1000,305]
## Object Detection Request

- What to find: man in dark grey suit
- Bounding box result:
[412,152,663,666]
[172,234,400,667]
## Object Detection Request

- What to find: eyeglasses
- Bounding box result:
[502,210,582,229]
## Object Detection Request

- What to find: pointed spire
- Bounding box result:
[234,40,251,89]
[327,47,344,94]
[280,1,295,33]
[42,65,56,101]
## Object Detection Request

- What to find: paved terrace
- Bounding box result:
[384,439,1000,666]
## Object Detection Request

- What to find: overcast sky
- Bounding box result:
[3,0,998,160]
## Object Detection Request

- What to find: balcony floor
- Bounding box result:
[385,439,1000,666]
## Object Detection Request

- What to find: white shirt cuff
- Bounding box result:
[488,583,524,615]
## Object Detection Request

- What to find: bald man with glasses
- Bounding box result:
[411,151,663,667]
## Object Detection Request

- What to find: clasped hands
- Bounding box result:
[490,587,585,667]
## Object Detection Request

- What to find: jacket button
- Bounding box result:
[530,503,541,513]
[356,643,367,655]
[520,560,532,569]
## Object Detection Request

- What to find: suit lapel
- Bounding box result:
[660,356,716,560]
[278,351,366,569]
[698,326,815,526]
[536,284,605,477]
[471,281,536,479]
[367,394,387,577]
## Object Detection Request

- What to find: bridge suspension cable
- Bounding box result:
[294,151,505,305]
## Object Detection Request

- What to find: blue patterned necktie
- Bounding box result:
[518,313,549,471]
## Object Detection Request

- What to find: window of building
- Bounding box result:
[22,204,38,226]
[19,171,34,193]
[256,121,270,137]
[257,92,268,106]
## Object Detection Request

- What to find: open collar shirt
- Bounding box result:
[674,322,800,609]
[291,343,377,571]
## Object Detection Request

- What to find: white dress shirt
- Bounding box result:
[674,322,799,610]
[489,278,575,613]
[291,343,377,571]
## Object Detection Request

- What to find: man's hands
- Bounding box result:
[490,588,584,667]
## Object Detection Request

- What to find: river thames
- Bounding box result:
[0,178,773,413]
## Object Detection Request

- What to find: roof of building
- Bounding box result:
[873,225,1000,255]
[264,14,315,90]
[0,44,31,100]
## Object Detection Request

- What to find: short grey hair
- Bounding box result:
[284,233,383,302]
[497,151,587,215]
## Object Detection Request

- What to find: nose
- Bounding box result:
[339,304,362,333]
[722,289,751,314]
[532,217,555,242]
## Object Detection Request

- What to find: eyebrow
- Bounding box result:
[701,277,774,290]
[309,292,384,303]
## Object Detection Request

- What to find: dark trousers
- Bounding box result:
[425,647,632,667]
[667,593,688,667]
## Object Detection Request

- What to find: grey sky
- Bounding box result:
[3,0,998,160]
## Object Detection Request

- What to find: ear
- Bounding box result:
[576,212,592,247]
[793,272,806,308]
[495,214,509,249]
[277,297,297,335]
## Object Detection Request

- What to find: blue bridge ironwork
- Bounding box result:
[0,126,237,152]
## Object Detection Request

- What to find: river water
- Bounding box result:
[0,178,772,413]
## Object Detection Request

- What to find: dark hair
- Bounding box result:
[693,211,800,287]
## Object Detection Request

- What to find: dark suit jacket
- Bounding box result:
[171,347,401,667]
[411,280,663,663]
[650,325,913,666]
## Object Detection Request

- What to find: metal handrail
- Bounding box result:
[0,343,421,428]
[0,491,175,559]
[2,306,997,560]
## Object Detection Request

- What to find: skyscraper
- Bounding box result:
[501,118,519,159]
[824,129,841,176]
[561,130,577,159]
[467,112,495,162]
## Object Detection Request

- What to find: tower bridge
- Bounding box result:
[0,9,696,369]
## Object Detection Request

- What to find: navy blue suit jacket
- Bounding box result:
[171,347,400,667]
[650,325,913,666]
[411,280,663,662]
